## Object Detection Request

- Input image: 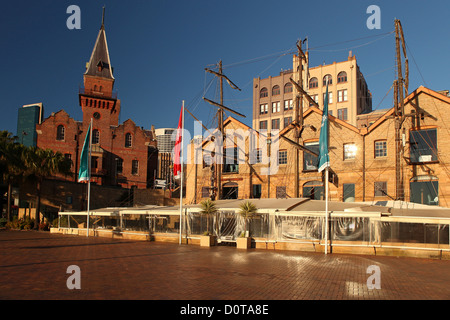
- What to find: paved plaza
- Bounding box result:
[0,230,449,301]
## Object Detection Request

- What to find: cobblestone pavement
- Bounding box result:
[0,230,449,301]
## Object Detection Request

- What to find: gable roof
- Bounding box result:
[367,86,450,134]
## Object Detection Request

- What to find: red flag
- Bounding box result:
[173,106,183,179]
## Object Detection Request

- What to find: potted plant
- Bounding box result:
[236,200,257,249]
[199,199,217,247]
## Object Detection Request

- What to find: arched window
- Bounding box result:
[56,125,65,141]
[284,82,293,93]
[260,87,268,98]
[94,85,97,91]
[323,74,332,86]
[92,129,100,144]
[337,71,347,83]
[309,77,318,89]
[125,133,132,148]
[272,85,280,96]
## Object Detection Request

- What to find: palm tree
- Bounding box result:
[0,131,25,222]
[199,199,218,235]
[23,147,72,230]
[238,200,258,236]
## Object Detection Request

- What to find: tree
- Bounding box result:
[0,131,25,222]
[238,200,258,236]
[199,199,218,235]
[23,147,72,230]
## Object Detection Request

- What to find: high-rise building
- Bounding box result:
[17,103,44,146]
[253,51,372,130]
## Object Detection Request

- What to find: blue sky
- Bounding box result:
[1,0,449,137]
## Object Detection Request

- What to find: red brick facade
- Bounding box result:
[36,22,157,189]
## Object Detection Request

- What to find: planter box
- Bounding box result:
[236,237,251,249]
[200,235,217,247]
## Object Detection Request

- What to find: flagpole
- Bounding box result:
[87,118,92,237]
[179,101,185,245]
[325,167,329,255]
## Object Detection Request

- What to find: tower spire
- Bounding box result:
[101,6,105,29]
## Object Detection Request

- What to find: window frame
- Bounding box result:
[374,140,387,158]
[309,77,318,89]
[278,149,288,165]
[56,125,65,141]
[260,87,268,98]
[337,71,348,83]
[125,133,133,148]
[343,143,357,160]
[272,85,280,96]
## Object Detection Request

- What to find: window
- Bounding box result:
[338,89,348,102]
[116,158,123,174]
[223,148,239,173]
[276,186,287,199]
[309,94,318,107]
[338,108,348,121]
[303,142,319,171]
[64,153,73,168]
[410,129,437,163]
[92,129,100,144]
[374,140,387,158]
[252,184,262,199]
[259,120,268,130]
[284,117,292,128]
[260,87,268,98]
[337,71,347,83]
[260,103,268,114]
[278,150,287,165]
[272,85,280,96]
[91,156,98,170]
[252,148,262,164]
[132,159,139,175]
[271,118,280,130]
[284,83,293,93]
[303,181,324,200]
[272,101,280,113]
[284,99,293,110]
[374,181,387,197]
[309,77,318,88]
[125,133,132,148]
[56,125,65,141]
[343,183,355,202]
[410,176,439,206]
[344,143,357,160]
[323,74,332,86]
[323,92,333,104]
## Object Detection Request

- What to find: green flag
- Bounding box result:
[78,122,91,182]
[318,83,329,173]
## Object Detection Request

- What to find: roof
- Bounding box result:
[84,24,114,80]
[60,198,450,220]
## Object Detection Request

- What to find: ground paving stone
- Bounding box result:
[0,230,449,301]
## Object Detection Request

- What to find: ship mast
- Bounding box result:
[204,60,243,200]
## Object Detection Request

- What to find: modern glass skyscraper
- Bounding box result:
[17,103,44,147]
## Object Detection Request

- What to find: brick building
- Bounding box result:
[253,51,372,130]
[36,18,157,189]
[186,86,450,208]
